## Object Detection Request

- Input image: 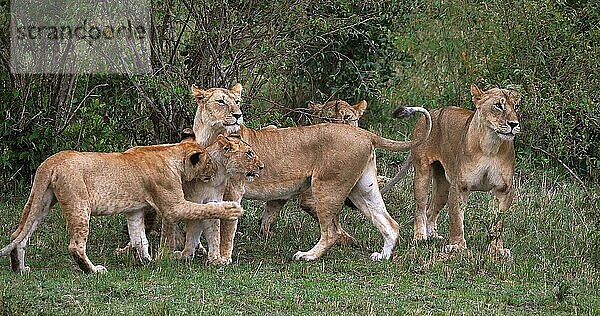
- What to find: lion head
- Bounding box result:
[213,134,264,181]
[471,84,521,141]
[308,100,367,127]
[182,142,217,183]
[191,83,244,136]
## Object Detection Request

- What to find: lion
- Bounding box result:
[259,99,369,240]
[308,100,367,127]
[409,84,521,258]
[161,131,264,264]
[189,83,432,261]
[0,141,244,273]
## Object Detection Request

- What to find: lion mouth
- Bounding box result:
[246,171,260,181]
[497,130,515,139]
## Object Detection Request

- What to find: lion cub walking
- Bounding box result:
[410,84,521,257]
[0,142,244,273]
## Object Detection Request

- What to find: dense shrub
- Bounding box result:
[0,0,598,191]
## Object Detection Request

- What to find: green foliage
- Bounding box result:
[1,0,599,189]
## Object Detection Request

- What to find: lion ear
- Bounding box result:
[189,152,202,165]
[509,90,522,106]
[353,100,368,117]
[308,101,324,112]
[216,134,233,152]
[181,128,195,142]
[470,84,484,107]
[191,84,208,99]
[231,83,243,97]
[183,149,205,181]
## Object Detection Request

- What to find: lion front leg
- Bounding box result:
[444,187,469,253]
[219,218,238,264]
[201,219,226,264]
[487,190,513,259]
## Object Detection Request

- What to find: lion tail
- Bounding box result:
[0,162,55,257]
[370,106,431,152]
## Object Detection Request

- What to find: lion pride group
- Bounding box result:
[0,83,521,273]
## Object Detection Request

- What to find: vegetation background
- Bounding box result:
[0,0,598,314]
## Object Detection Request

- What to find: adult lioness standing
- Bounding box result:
[190,84,432,261]
[410,84,521,257]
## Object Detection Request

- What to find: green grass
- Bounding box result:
[0,162,598,315]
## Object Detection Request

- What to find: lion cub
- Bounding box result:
[162,132,264,264]
[410,84,521,257]
[0,142,244,273]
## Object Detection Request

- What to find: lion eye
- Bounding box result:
[494,102,504,111]
[246,151,254,159]
[217,99,227,106]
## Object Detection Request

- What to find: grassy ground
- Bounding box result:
[0,160,598,315]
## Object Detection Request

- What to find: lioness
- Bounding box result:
[163,132,264,264]
[191,84,432,261]
[259,99,369,240]
[0,142,244,273]
[308,99,367,127]
[410,84,521,257]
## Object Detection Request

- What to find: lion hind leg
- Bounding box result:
[56,196,105,274]
[8,188,55,273]
[125,210,151,263]
[347,163,399,261]
[260,199,287,236]
[427,162,449,240]
[413,160,432,241]
[293,184,349,261]
[177,220,205,260]
[292,210,340,261]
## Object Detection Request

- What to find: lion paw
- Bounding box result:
[413,232,427,241]
[221,202,244,219]
[174,250,193,260]
[427,232,444,240]
[370,252,386,261]
[196,245,207,257]
[208,256,230,265]
[444,244,466,253]
[292,251,317,261]
[114,244,131,255]
[93,265,108,274]
[488,245,512,259]
[16,266,31,273]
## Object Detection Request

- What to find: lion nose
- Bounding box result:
[508,121,519,130]
[233,113,242,120]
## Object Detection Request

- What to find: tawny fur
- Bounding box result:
[190,84,432,261]
[161,134,263,264]
[410,84,521,258]
[0,142,244,273]
[260,99,369,243]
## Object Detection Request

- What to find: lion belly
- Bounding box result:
[459,158,509,192]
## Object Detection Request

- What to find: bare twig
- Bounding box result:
[531,145,586,189]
